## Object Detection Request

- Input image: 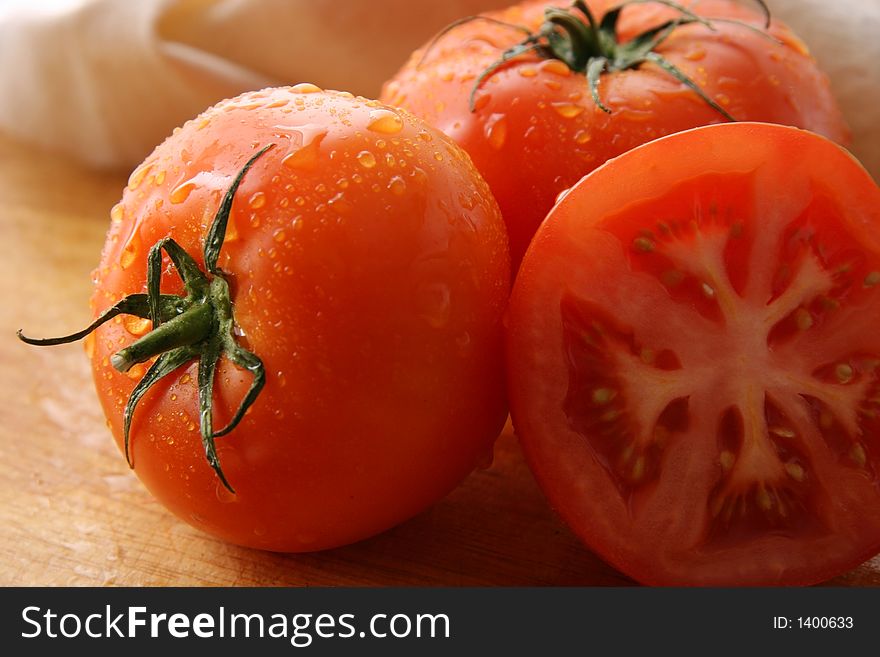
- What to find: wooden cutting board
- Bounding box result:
[1,133,877,587]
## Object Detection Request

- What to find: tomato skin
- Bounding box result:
[506,123,880,585]
[89,87,510,551]
[382,0,850,269]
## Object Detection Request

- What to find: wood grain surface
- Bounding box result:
[1,133,878,587]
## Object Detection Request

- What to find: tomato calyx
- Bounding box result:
[425,0,773,120]
[17,144,275,492]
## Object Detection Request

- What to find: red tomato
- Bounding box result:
[65,86,509,551]
[506,123,880,585]
[382,0,850,269]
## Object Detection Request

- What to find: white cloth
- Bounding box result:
[0,0,877,178]
[0,0,510,168]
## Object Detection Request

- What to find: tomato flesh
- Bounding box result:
[507,123,880,585]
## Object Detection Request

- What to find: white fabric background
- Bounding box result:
[0,0,876,178]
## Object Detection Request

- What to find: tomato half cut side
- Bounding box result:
[507,123,880,585]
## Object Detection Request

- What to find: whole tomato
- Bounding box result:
[382,0,850,269]
[24,86,510,552]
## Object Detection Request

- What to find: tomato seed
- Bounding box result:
[770,426,796,438]
[850,443,867,467]
[756,488,773,511]
[785,462,805,482]
[835,363,854,384]
[633,237,654,253]
[794,308,813,331]
[719,451,735,472]
[592,388,617,405]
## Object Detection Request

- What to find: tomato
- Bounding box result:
[36,86,510,551]
[506,123,880,585]
[382,0,850,270]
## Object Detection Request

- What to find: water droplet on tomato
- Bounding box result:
[367,108,404,135]
[472,92,491,111]
[153,170,166,186]
[685,46,706,61]
[119,231,141,269]
[328,192,352,215]
[484,113,507,150]
[123,316,151,336]
[574,130,591,144]
[552,102,584,118]
[110,203,124,223]
[388,176,406,196]
[410,167,427,186]
[291,82,322,94]
[357,151,377,168]
[125,363,146,380]
[541,60,571,76]
[282,125,328,170]
[248,191,266,209]
[127,163,152,191]
[170,179,197,204]
[518,66,537,78]
[458,192,476,210]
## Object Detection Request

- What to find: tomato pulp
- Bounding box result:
[507,123,880,585]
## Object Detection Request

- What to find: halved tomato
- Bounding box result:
[506,122,880,585]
